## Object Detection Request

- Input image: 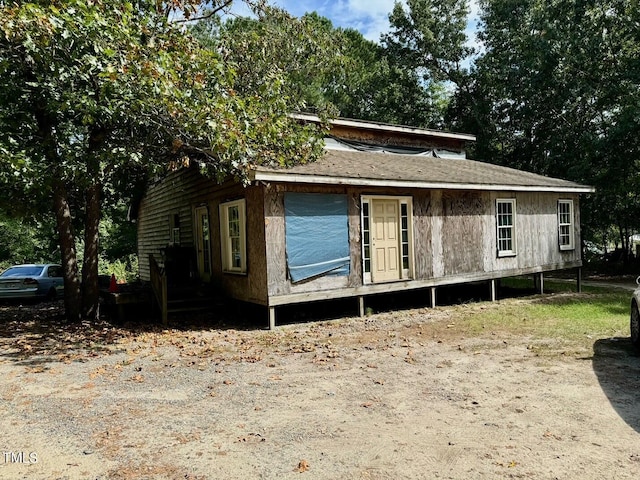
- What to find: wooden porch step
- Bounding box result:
[166,295,224,315]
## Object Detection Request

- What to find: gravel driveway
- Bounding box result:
[1,298,639,479]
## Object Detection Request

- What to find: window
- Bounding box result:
[401,203,410,270]
[219,199,246,273]
[171,228,181,245]
[284,193,350,283]
[496,199,516,257]
[169,213,181,245]
[558,200,574,250]
[47,266,61,278]
[362,202,371,274]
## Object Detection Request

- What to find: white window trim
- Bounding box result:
[169,213,181,246]
[496,198,517,257]
[558,199,575,251]
[360,195,414,284]
[219,199,247,274]
[171,227,181,245]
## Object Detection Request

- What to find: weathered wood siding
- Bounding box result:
[329,125,467,152]
[137,167,269,304]
[441,191,486,276]
[263,183,363,298]
[263,186,583,305]
[138,170,582,309]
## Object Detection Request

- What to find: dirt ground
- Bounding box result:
[1,296,639,480]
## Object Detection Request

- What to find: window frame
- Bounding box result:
[219,199,247,274]
[496,198,517,257]
[169,213,181,246]
[557,199,575,251]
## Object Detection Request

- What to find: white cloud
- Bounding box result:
[230,0,481,46]
[325,0,400,41]
[270,0,400,42]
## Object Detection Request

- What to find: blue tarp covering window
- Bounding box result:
[284,193,350,283]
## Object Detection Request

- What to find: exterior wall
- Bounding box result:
[137,168,201,280]
[138,169,583,310]
[264,185,583,306]
[136,167,269,304]
[263,183,363,299]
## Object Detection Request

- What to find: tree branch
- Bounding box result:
[171,0,234,24]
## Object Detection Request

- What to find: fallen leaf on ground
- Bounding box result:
[295,460,310,473]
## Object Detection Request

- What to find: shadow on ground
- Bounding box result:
[0,298,266,366]
[592,337,640,433]
[0,280,604,365]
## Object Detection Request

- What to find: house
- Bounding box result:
[136,114,594,327]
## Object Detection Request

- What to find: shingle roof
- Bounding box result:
[251,149,594,193]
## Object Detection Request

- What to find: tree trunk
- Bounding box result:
[81,133,104,320]
[81,179,101,320]
[53,180,82,322]
[33,102,82,322]
[619,224,630,265]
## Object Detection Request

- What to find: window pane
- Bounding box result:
[400,202,410,275]
[201,212,211,274]
[362,201,370,274]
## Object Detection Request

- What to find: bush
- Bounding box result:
[99,254,139,284]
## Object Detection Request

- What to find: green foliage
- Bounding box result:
[381,0,474,129]
[0,210,59,270]
[472,0,640,252]
[325,26,448,127]
[194,8,448,128]
[192,7,343,117]
[0,0,330,318]
[384,0,473,86]
[99,255,139,284]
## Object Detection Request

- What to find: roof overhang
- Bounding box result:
[250,170,595,194]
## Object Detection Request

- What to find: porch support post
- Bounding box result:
[576,267,582,293]
[358,296,365,317]
[430,287,437,308]
[490,279,497,302]
[538,272,544,294]
[268,306,276,330]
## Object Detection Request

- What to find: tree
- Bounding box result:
[323,26,448,128]
[382,0,474,129]
[473,0,640,260]
[197,8,450,128]
[0,209,58,269]
[0,0,327,321]
[192,9,346,116]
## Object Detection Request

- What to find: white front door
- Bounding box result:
[371,199,402,282]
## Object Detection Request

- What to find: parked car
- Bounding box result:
[0,264,64,301]
[631,276,640,347]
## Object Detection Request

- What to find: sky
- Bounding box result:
[229,0,482,47]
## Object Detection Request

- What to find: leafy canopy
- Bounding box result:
[0,0,330,319]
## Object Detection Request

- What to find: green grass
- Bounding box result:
[445,280,631,350]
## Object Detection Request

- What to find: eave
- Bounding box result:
[250,171,595,194]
